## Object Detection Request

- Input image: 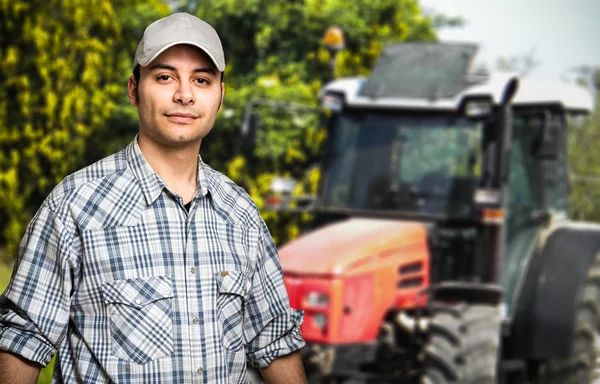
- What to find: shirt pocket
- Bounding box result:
[101,275,174,364]
[215,270,250,351]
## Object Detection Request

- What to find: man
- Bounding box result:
[0,12,307,384]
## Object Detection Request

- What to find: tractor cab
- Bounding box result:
[314,46,592,309]
[244,42,597,383]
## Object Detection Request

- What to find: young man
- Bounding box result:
[0,12,307,384]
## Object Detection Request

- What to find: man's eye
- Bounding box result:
[158,75,172,81]
[195,78,208,84]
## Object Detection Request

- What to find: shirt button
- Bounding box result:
[135,299,142,305]
[197,367,204,374]
[190,267,196,274]
[192,317,199,324]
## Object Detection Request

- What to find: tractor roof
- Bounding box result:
[322,74,593,113]
[322,42,593,113]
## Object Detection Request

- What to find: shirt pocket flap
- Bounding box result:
[216,270,248,297]
[102,275,173,309]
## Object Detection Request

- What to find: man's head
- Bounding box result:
[128,13,226,148]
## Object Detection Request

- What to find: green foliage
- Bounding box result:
[38,359,55,384]
[0,262,12,293]
[0,0,117,258]
[568,68,600,221]
[0,0,170,260]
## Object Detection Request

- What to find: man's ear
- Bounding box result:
[128,76,139,107]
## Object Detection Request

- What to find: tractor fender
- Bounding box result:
[507,221,600,359]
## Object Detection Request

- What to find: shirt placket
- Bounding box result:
[183,200,205,382]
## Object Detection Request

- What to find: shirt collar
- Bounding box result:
[126,135,209,206]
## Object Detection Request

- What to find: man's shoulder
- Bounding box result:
[45,149,131,213]
[203,164,264,230]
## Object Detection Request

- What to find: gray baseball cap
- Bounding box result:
[133,12,225,72]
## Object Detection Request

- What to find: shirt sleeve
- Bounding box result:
[0,205,77,366]
[243,220,305,368]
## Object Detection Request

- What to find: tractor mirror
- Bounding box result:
[264,177,316,212]
[532,112,561,160]
[271,177,297,194]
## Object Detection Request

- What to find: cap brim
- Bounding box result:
[138,40,224,72]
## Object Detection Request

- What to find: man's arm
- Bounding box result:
[0,206,75,373]
[0,351,41,384]
[258,350,307,384]
[243,221,306,378]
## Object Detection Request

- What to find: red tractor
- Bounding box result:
[245,43,599,383]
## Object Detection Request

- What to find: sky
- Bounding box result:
[419,0,600,83]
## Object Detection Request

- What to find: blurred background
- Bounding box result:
[0,1,598,382]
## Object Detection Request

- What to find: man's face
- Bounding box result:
[128,45,224,149]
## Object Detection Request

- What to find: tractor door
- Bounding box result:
[502,108,569,315]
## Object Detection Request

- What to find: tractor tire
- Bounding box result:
[421,303,502,384]
[534,252,600,384]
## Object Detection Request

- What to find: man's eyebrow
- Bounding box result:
[148,64,176,72]
[193,67,217,76]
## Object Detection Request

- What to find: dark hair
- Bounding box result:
[132,65,224,86]
[133,65,141,85]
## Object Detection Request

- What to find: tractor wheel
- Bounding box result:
[421,303,502,384]
[534,252,600,384]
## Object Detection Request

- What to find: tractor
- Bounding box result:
[244,42,599,383]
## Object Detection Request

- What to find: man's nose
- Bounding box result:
[174,81,195,105]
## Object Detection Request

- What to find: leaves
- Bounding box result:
[568,68,600,221]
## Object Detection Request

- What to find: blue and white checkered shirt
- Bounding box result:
[0,137,305,383]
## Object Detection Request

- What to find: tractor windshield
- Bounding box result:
[322,111,483,218]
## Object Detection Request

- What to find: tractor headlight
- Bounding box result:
[305,291,330,308]
[464,99,493,118]
[474,188,501,205]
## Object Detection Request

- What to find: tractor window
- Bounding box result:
[507,115,544,237]
[322,111,483,218]
[544,115,569,215]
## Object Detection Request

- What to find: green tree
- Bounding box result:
[568,68,600,221]
[0,0,169,260]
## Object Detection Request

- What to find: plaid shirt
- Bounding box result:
[0,137,305,383]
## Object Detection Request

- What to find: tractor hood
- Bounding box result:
[278,217,428,276]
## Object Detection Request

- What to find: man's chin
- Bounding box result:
[139,126,212,149]
[141,133,198,149]
[164,135,203,148]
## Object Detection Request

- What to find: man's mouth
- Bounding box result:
[166,113,198,123]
